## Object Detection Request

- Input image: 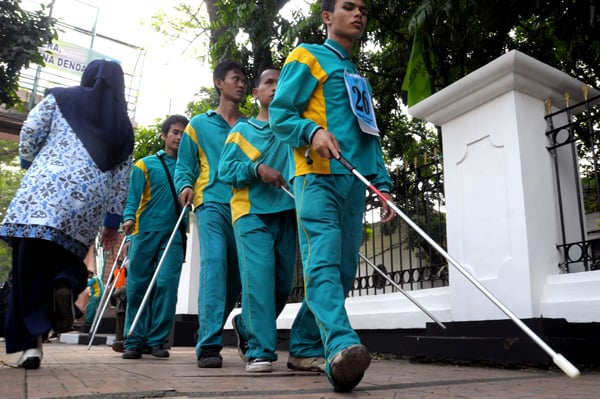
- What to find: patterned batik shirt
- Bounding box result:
[0,94,131,259]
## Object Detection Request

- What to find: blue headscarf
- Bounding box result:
[48,59,134,172]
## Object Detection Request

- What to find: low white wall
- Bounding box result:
[540,270,600,322]
[223,273,600,330]
[223,287,453,330]
[175,212,200,315]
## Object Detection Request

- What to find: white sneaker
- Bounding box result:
[17,347,43,369]
[245,357,272,372]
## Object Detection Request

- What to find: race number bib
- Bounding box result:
[344,70,380,136]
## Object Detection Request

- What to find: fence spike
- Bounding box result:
[545,98,552,114]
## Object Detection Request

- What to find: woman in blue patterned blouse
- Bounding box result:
[0,59,134,369]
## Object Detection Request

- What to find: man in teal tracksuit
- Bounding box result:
[175,60,246,368]
[85,270,103,325]
[121,114,189,359]
[218,68,298,373]
[269,0,395,392]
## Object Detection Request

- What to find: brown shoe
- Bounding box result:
[122,348,143,359]
[329,345,371,392]
[50,281,74,333]
[287,355,325,372]
[197,354,223,368]
[112,340,124,353]
[151,346,170,358]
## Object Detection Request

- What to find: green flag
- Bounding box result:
[401,31,433,107]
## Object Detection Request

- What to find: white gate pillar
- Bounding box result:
[409,50,592,321]
[176,211,199,314]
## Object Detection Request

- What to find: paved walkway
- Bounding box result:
[1,340,598,399]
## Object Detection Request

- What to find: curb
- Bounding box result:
[59,332,116,346]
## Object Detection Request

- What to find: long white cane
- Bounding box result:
[281,186,446,329]
[127,204,189,337]
[87,235,127,347]
[357,253,446,329]
[87,260,127,350]
[335,154,580,378]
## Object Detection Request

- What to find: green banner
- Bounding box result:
[401,32,433,107]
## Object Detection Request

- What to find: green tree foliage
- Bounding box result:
[185,87,220,117]
[0,0,57,110]
[404,0,599,91]
[133,87,253,162]
[0,141,22,221]
[0,140,24,280]
[362,0,599,161]
[133,121,164,162]
[150,1,323,87]
[388,2,598,110]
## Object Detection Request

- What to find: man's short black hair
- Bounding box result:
[322,0,336,12]
[161,114,189,134]
[254,67,279,87]
[213,59,246,96]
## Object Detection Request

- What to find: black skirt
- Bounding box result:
[4,238,88,353]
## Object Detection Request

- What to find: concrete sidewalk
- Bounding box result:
[1,340,598,399]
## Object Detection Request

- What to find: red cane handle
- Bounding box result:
[337,155,390,204]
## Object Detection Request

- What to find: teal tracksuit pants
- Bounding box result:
[85,295,100,324]
[124,230,184,349]
[289,174,366,367]
[233,210,297,361]
[195,202,241,357]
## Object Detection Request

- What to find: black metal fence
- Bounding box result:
[545,91,600,273]
[288,155,449,303]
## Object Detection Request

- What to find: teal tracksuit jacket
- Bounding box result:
[270,38,393,386]
[122,150,184,349]
[219,118,297,361]
[174,111,245,357]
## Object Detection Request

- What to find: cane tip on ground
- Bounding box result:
[553,353,581,378]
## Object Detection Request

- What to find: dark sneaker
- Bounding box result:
[232,314,249,362]
[50,281,74,333]
[151,346,170,358]
[329,344,371,392]
[246,357,272,372]
[122,348,143,359]
[197,353,223,368]
[287,355,326,372]
[112,340,124,353]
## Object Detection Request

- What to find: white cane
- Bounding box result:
[357,253,446,329]
[282,185,445,329]
[87,260,127,350]
[335,154,580,378]
[127,204,189,337]
[87,235,127,347]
